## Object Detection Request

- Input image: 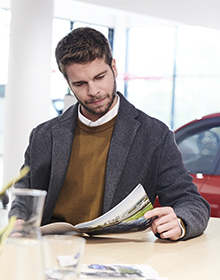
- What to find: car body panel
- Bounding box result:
[195,174,220,217]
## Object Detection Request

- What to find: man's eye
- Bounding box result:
[96,75,105,80]
[75,82,85,87]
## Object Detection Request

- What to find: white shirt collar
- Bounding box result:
[78,94,120,127]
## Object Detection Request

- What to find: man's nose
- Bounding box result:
[88,82,100,96]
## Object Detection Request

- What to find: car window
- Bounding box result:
[178,127,220,174]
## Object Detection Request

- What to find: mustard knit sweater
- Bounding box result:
[52,117,116,225]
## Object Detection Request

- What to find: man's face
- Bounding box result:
[65,58,118,121]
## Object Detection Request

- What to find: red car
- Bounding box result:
[154,113,220,218]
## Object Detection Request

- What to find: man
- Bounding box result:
[10,27,210,241]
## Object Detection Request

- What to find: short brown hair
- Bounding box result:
[55,27,113,80]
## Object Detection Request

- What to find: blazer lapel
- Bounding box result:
[43,106,78,223]
[103,94,140,212]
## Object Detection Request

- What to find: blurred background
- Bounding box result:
[0,0,220,189]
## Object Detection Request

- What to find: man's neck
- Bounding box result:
[78,94,120,127]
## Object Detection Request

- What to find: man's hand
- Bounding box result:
[144,207,182,241]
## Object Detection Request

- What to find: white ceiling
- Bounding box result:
[73,0,220,30]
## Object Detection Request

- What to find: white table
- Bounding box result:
[83,217,220,280]
[0,217,219,280]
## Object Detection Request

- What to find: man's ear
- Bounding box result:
[111,58,118,78]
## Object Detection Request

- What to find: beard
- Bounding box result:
[75,78,117,117]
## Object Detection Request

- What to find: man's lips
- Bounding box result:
[87,97,106,105]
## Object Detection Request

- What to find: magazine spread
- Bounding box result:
[40,183,154,236]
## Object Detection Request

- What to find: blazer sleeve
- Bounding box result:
[156,130,210,240]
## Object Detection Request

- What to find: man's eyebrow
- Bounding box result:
[94,70,108,78]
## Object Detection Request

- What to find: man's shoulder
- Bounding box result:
[34,103,78,132]
[137,109,168,128]
[118,93,169,132]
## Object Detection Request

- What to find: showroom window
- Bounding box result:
[126,26,220,129]
[126,26,176,128]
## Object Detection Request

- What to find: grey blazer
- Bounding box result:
[11,92,210,240]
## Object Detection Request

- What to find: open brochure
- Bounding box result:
[40,183,153,236]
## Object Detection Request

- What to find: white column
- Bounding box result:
[3,0,54,183]
[113,15,128,95]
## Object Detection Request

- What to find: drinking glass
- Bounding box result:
[0,188,47,279]
[42,235,85,280]
[9,188,47,237]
